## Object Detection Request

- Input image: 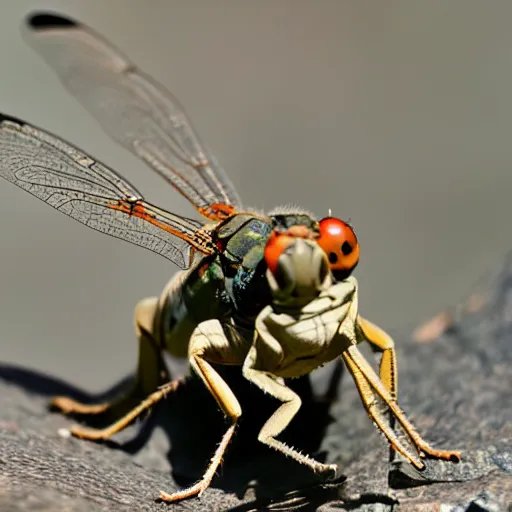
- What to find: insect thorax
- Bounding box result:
[213,210,322,318]
[213,213,274,318]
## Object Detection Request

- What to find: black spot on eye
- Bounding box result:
[341,242,352,255]
[328,252,338,264]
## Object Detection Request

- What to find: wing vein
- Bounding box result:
[24,13,243,219]
[0,114,215,269]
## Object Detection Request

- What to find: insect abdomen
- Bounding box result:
[161,256,232,358]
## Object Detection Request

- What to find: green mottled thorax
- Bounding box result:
[214,214,272,267]
[213,213,273,318]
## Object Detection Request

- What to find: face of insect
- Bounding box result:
[264,232,331,305]
[264,215,360,308]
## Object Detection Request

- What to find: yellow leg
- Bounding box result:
[69,379,184,440]
[358,316,397,400]
[52,297,169,428]
[342,345,461,465]
[159,320,246,503]
[357,316,400,464]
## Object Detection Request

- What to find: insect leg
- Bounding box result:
[242,360,337,476]
[63,379,183,441]
[357,316,397,400]
[356,316,400,464]
[342,344,461,465]
[52,296,170,424]
[159,319,246,503]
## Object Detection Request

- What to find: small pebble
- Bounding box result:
[57,428,71,439]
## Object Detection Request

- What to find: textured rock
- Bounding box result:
[1,254,511,511]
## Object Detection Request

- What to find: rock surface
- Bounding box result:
[1,255,511,511]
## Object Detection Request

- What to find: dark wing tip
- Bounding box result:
[0,113,25,126]
[26,12,79,31]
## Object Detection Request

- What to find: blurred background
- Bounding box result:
[0,0,511,391]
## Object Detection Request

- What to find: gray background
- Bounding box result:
[1,0,511,391]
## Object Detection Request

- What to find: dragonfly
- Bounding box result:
[0,11,461,503]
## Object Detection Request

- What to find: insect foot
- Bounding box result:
[421,447,462,463]
[319,463,339,480]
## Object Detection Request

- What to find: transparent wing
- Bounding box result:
[0,114,215,269]
[24,12,242,221]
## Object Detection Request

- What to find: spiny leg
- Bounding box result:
[357,316,398,462]
[342,345,461,465]
[342,345,422,468]
[160,320,246,503]
[52,297,169,429]
[242,361,337,476]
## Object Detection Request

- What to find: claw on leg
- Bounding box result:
[419,445,461,462]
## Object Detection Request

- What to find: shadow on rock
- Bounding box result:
[0,363,133,403]
[0,359,347,507]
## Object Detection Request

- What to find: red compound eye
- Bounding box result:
[264,232,295,275]
[317,217,360,278]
